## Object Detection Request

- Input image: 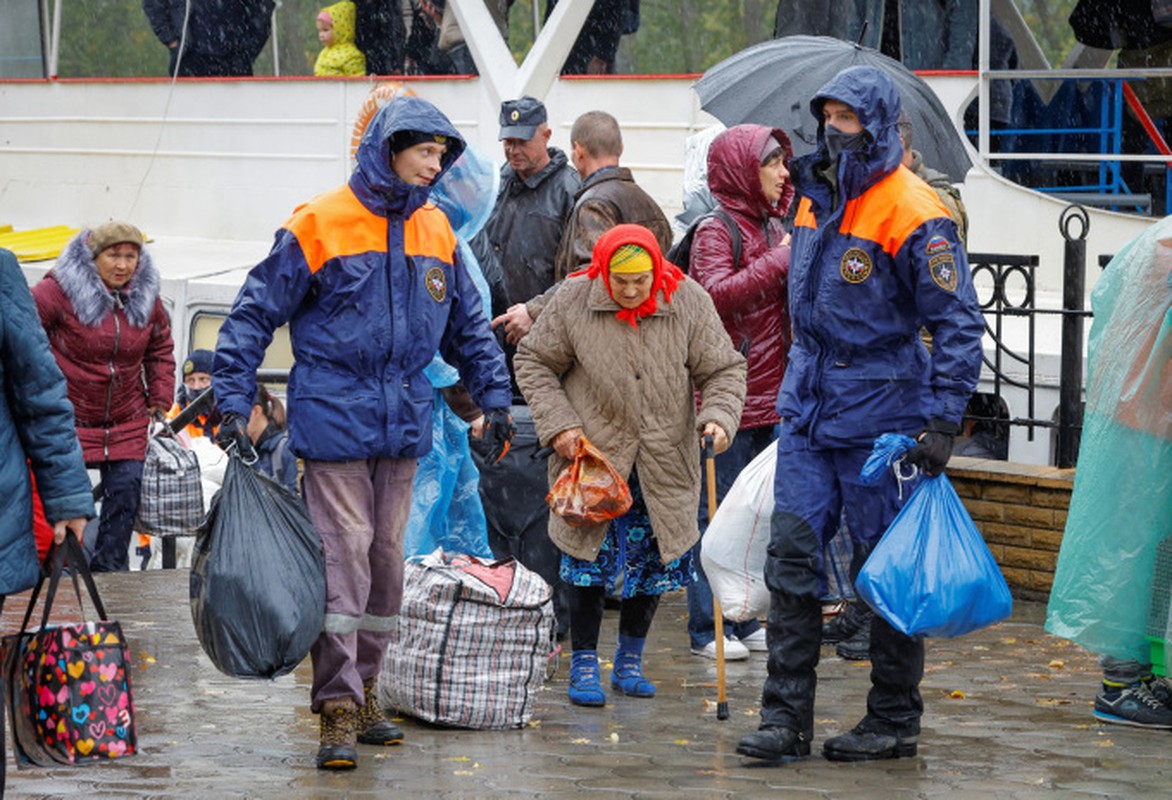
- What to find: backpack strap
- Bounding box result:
[711,207,743,270]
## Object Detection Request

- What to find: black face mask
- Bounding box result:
[824,125,869,162]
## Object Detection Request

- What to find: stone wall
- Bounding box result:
[947,456,1075,601]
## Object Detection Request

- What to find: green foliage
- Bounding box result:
[41,0,1086,80]
[58,1,166,78]
[1015,0,1080,67]
[620,0,773,74]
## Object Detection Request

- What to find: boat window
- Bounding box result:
[190,310,294,372]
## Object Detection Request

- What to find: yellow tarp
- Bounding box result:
[0,225,81,262]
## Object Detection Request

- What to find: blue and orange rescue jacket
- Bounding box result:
[213,97,510,461]
[781,66,985,448]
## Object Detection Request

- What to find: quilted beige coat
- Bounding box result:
[515,274,746,564]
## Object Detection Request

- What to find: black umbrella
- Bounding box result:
[694,35,973,183]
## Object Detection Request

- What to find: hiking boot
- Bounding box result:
[316,698,359,771]
[823,720,918,762]
[356,679,404,746]
[835,625,871,661]
[822,601,870,645]
[736,726,811,762]
[1094,681,1172,729]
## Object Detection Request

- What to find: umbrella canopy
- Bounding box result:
[695,35,973,184]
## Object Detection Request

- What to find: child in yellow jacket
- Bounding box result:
[314,0,366,77]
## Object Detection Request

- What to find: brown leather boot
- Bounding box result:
[316,698,358,771]
[356,678,404,746]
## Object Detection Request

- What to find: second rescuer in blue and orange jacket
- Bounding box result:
[738,65,984,765]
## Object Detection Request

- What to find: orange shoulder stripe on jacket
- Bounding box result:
[792,167,952,256]
[795,198,816,230]
[841,168,952,256]
[284,186,387,274]
[403,203,457,262]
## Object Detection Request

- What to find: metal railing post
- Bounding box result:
[1057,205,1089,468]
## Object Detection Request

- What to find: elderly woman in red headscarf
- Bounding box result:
[515,223,745,708]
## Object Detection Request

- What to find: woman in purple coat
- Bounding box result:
[33,221,176,572]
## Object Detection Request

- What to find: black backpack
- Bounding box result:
[666,207,742,273]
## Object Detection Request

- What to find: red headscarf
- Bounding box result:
[568,224,686,328]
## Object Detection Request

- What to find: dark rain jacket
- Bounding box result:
[32,234,176,464]
[143,0,275,65]
[480,147,579,313]
[1,249,94,594]
[690,124,794,431]
[783,66,984,448]
[213,96,511,462]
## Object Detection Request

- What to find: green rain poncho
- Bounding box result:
[1046,215,1172,662]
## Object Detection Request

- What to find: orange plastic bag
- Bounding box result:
[546,436,633,527]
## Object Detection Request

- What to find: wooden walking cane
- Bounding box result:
[704,434,729,721]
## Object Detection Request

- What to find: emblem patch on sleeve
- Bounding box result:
[929,253,958,291]
[840,248,873,284]
[426,267,447,302]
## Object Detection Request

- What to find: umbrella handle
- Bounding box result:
[703,433,729,720]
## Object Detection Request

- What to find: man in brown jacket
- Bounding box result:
[492,110,673,344]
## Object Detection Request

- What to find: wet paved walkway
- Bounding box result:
[3,569,1169,799]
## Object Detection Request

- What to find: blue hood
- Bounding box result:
[350,95,467,218]
[793,66,905,205]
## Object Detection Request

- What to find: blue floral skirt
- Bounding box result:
[560,469,697,598]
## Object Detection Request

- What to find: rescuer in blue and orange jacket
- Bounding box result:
[737,66,985,765]
[211,95,512,772]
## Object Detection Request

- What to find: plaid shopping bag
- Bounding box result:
[378,550,554,729]
[3,536,137,767]
[136,429,203,536]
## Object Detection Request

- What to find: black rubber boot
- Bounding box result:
[821,601,867,644]
[835,606,873,661]
[736,726,811,762]
[858,612,924,747]
[823,717,919,762]
[755,591,823,748]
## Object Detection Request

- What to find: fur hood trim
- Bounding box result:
[52,231,162,328]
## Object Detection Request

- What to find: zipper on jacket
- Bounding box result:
[103,292,124,460]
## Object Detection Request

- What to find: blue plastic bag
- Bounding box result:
[856,472,1012,638]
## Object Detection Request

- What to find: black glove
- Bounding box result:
[904,417,961,477]
[215,411,258,463]
[480,407,515,464]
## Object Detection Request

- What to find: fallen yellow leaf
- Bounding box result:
[674,739,691,745]
[571,738,591,745]
[1048,659,1065,670]
[446,756,471,762]
[948,690,966,699]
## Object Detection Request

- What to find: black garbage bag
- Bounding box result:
[190,454,325,678]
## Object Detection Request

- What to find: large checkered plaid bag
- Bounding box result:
[135,431,203,536]
[378,550,554,729]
